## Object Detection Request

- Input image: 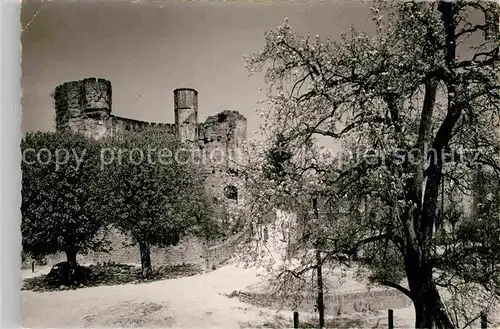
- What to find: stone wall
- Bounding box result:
[54,81,82,131]
[205,231,247,269]
[82,78,112,114]
[198,110,247,159]
[67,117,113,140]
[54,78,112,134]
[34,228,208,268]
[49,78,249,270]
[234,289,412,314]
[53,79,248,171]
[174,88,198,143]
[197,110,247,210]
[111,116,176,136]
[28,227,249,271]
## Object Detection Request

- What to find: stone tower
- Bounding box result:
[53,77,112,139]
[52,77,249,228]
[174,88,198,143]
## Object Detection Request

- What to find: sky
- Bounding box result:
[20,0,375,137]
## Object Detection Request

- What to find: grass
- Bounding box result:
[22,262,203,292]
[82,301,173,328]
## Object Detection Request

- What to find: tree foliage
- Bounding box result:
[101,130,219,277]
[21,131,108,267]
[245,1,500,327]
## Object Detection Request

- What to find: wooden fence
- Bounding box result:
[292,309,491,329]
[204,230,246,270]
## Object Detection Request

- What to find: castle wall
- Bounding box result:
[54,81,83,131]
[82,78,112,115]
[197,111,247,210]
[111,116,176,136]
[34,228,208,269]
[54,78,112,139]
[68,117,114,140]
[63,116,179,141]
[24,228,246,271]
[50,78,249,269]
[198,110,247,169]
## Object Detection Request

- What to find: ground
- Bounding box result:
[22,263,415,328]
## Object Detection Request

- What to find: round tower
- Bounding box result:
[174,88,198,142]
[53,77,112,139]
[54,80,84,131]
[82,78,112,119]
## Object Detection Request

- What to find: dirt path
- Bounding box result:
[22,265,283,328]
[22,264,415,328]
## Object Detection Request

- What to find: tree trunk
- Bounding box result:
[412,285,454,329]
[65,246,78,268]
[413,291,437,329]
[406,257,454,329]
[65,246,78,285]
[139,241,153,278]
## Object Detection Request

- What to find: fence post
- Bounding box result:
[388,309,394,329]
[32,260,35,273]
[293,311,299,329]
[481,312,487,329]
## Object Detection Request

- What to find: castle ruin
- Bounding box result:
[46,77,252,268]
[53,77,247,210]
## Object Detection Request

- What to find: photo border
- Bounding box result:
[2,0,22,328]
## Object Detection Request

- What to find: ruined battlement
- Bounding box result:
[48,77,248,268]
[199,111,247,143]
[54,78,112,129]
[53,78,247,149]
[53,77,248,205]
[111,116,177,135]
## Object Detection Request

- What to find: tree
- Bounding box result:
[245,1,500,327]
[240,139,332,323]
[21,131,108,276]
[101,130,218,278]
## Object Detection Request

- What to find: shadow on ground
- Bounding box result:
[83,300,173,328]
[22,263,202,292]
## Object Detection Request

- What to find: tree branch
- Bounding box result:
[376,279,414,300]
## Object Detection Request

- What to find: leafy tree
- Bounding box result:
[263,133,294,182]
[245,1,500,327]
[21,131,108,274]
[101,130,218,278]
